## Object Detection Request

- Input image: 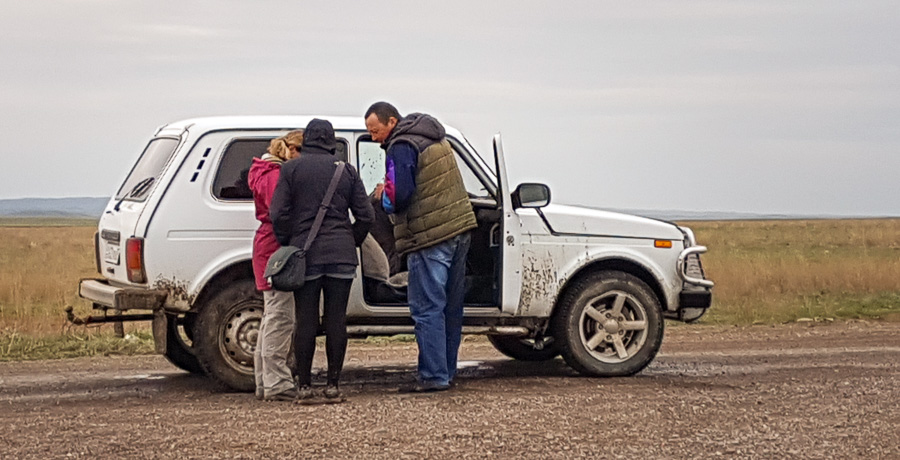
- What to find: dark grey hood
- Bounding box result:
[385,113,445,152]
[302,118,337,154]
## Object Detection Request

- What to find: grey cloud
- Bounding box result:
[0,0,898,216]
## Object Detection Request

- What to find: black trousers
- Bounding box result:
[292,277,352,386]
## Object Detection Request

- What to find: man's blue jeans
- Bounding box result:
[407,232,472,386]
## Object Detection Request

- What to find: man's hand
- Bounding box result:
[374,182,384,200]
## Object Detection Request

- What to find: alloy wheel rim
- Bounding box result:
[577,290,649,364]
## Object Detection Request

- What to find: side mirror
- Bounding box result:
[512,183,551,209]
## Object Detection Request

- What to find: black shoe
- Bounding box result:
[398,381,450,394]
[323,384,346,403]
[295,385,316,405]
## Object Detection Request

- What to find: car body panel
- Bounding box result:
[82,116,710,325]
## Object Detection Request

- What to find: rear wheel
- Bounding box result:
[163,313,203,375]
[553,271,663,377]
[194,278,262,391]
[487,335,559,361]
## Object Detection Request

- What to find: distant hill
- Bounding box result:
[0,197,108,218]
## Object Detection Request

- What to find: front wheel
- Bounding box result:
[553,271,663,377]
[487,335,559,361]
[193,278,262,391]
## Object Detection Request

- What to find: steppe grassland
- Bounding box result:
[0,222,101,335]
[684,219,900,323]
[2,218,899,339]
[0,220,156,359]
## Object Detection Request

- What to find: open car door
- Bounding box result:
[493,134,523,315]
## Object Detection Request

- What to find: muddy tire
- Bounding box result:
[553,271,663,377]
[193,278,262,391]
[488,335,559,361]
[163,313,204,375]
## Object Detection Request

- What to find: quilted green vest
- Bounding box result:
[393,139,477,255]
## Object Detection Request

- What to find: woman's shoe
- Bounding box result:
[296,385,317,405]
[265,387,300,402]
[323,384,345,403]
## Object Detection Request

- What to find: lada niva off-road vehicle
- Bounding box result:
[77,116,713,390]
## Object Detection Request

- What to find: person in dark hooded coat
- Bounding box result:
[270,118,374,402]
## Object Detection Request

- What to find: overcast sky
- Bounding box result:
[1,1,898,216]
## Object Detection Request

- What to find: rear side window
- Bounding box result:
[213,139,270,200]
[213,138,349,201]
[115,137,180,201]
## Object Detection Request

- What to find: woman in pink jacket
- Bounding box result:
[250,130,302,401]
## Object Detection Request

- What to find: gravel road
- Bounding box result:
[1,321,898,459]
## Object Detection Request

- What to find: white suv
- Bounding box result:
[78,116,713,390]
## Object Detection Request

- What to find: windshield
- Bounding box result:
[115,137,180,201]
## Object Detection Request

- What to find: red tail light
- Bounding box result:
[125,237,146,283]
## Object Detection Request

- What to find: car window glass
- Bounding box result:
[214,137,348,201]
[451,144,493,199]
[357,140,386,195]
[332,141,349,163]
[213,139,270,200]
[355,138,493,200]
[115,137,180,201]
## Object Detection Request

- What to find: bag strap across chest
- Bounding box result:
[302,161,346,252]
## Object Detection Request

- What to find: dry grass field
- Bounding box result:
[684,218,900,324]
[1,218,898,357]
[0,223,100,336]
[0,220,152,360]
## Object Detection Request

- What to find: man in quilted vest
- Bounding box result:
[365,102,478,392]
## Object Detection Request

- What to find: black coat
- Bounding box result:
[270,147,374,268]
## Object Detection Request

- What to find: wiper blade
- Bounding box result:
[113,177,155,212]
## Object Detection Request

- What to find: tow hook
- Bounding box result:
[64,306,154,325]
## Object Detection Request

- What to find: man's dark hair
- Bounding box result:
[365,101,401,124]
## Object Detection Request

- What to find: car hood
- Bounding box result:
[538,204,683,240]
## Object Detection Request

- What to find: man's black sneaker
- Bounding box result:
[398,381,450,393]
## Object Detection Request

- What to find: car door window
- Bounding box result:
[355,137,493,199]
[357,140,386,195]
[450,143,494,200]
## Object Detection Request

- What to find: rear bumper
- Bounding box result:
[79,278,170,353]
[79,278,167,311]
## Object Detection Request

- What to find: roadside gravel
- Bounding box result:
[1,321,898,459]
